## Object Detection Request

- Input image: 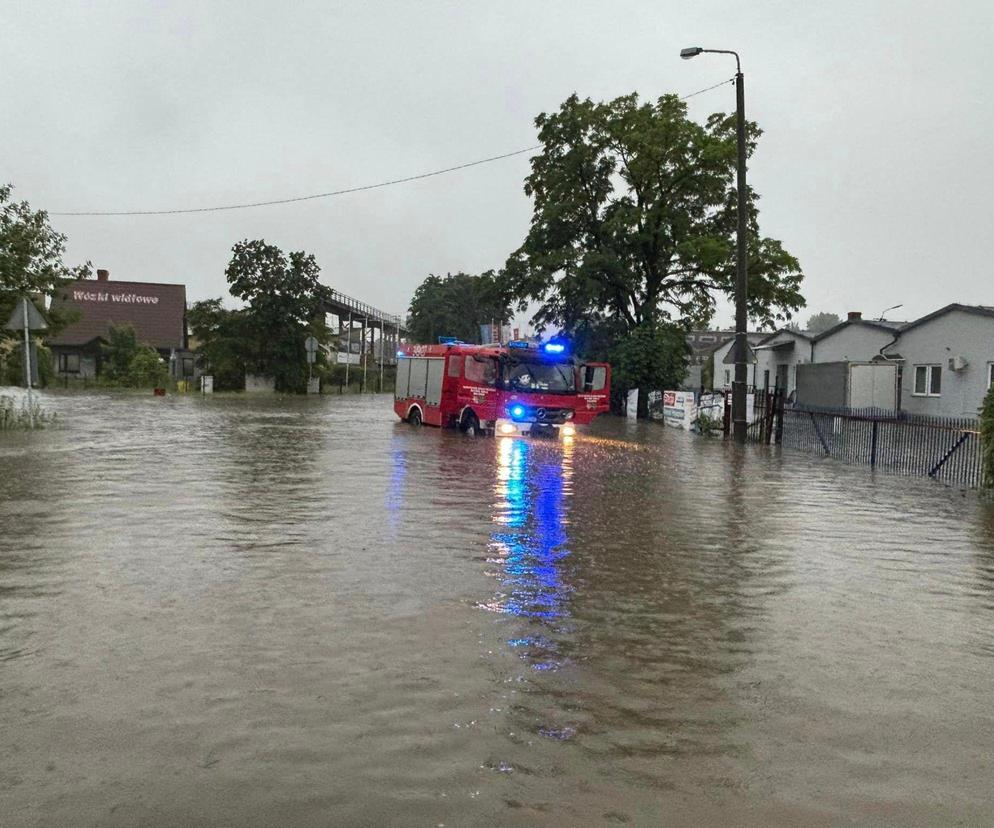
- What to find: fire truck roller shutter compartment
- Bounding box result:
[395,357,411,399]
[408,358,429,399]
[426,359,444,406]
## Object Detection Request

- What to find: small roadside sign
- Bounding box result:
[5,299,48,331]
[304,336,319,353]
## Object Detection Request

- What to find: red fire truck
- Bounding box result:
[394,339,610,437]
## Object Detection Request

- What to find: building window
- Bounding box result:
[724,369,731,386]
[698,335,716,344]
[988,362,994,390]
[182,357,194,378]
[58,353,80,374]
[913,364,942,397]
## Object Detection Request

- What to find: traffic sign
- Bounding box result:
[5,299,47,331]
[304,336,319,354]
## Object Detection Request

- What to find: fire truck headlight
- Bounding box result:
[561,424,576,437]
[499,422,517,435]
[509,405,526,420]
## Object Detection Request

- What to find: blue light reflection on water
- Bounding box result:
[481,437,576,670]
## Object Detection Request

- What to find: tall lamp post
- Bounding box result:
[681,46,749,443]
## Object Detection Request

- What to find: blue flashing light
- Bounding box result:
[510,404,526,420]
[543,342,566,354]
[396,350,405,358]
[438,336,462,345]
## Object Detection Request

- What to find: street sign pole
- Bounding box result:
[23,298,33,429]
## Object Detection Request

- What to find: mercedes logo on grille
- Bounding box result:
[536,408,547,420]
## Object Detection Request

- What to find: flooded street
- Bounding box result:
[2,392,993,826]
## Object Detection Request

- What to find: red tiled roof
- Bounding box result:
[47,279,186,349]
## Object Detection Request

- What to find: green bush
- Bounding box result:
[981,384,994,488]
[101,324,169,388]
[126,347,169,388]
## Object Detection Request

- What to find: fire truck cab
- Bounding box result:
[394,339,610,437]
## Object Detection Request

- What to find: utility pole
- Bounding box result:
[361,319,368,393]
[682,46,749,443]
[345,311,352,388]
[379,318,385,393]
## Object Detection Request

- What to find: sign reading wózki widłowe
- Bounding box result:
[72,290,159,305]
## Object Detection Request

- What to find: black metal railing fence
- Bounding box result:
[721,391,987,488]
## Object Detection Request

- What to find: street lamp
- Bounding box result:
[878,304,903,321]
[681,46,749,444]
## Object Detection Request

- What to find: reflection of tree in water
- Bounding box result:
[480,437,576,672]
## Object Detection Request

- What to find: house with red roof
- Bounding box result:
[47,269,194,379]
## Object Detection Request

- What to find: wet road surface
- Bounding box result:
[2,392,993,826]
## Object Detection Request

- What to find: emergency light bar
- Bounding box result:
[543,342,566,354]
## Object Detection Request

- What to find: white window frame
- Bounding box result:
[912,364,942,397]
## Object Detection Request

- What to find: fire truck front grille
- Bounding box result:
[527,406,571,424]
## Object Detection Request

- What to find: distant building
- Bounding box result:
[684,330,736,389]
[47,269,193,379]
[751,328,813,393]
[709,332,768,390]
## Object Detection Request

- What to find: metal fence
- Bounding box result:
[733,392,987,487]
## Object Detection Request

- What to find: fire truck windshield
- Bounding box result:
[504,357,576,393]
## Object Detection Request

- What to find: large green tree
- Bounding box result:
[407,271,511,344]
[806,311,841,333]
[0,183,91,364]
[224,239,332,392]
[187,298,253,391]
[502,93,804,414]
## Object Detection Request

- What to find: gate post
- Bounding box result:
[774,389,785,445]
[870,419,879,467]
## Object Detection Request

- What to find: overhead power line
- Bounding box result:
[50,78,736,217]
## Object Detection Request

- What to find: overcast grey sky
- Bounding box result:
[3,0,991,328]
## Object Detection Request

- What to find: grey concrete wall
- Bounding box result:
[244,374,275,393]
[796,362,849,408]
[889,310,994,417]
[814,325,896,363]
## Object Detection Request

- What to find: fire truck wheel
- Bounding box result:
[407,408,422,426]
[460,412,481,436]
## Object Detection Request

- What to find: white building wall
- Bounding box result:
[814,325,897,363]
[711,339,761,390]
[753,331,814,393]
[887,310,994,417]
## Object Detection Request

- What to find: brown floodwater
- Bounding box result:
[1,391,993,826]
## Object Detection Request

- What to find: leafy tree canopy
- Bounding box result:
[0,183,91,339]
[407,271,511,344]
[223,239,333,392]
[187,299,255,391]
[503,92,805,334]
[806,311,841,333]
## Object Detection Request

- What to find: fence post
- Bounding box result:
[870,419,879,467]
[774,390,785,445]
[723,390,731,438]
